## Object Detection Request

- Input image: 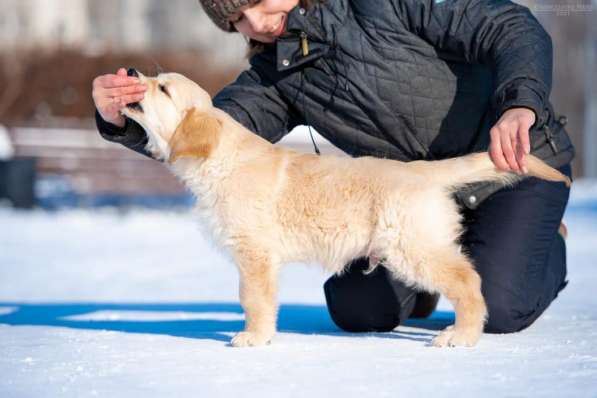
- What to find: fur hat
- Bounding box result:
[199,0,261,32]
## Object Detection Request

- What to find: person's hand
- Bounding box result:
[489,107,536,174]
[92,68,147,128]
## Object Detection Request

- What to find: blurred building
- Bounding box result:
[0,0,247,65]
[0,0,253,208]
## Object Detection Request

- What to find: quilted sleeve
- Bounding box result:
[394,0,553,128]
[95,110,153,159]
[213,54,302,143]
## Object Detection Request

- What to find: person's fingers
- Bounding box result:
[519,122,531,155]
[510,129,518,159]
[500,127,520,173]
[118,93,145,105]
[489,127,510,171]
[96,74,140,89]
[96,83,144,118]
[101,93,143,111]
[510,131,526,174]
[97,97,121,114]
[103,84,147,98]
[516,140,527,174]
[516,123,531,174]
[108,75,140,88]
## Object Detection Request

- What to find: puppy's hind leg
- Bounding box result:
[231,245,280,348]
[427,250,487,347]
[382,244,486,347]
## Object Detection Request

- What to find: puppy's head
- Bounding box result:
[121,70,221,163]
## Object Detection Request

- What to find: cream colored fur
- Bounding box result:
[121,72,571,348]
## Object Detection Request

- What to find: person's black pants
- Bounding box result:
[323,164,571,334]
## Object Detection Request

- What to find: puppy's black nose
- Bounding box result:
[127,68,139,78]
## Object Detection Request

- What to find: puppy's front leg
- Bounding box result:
[231,252,279,347]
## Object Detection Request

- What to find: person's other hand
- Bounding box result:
[92,68,147,128]
[489,107,536,174]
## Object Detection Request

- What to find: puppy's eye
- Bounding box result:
[159,84,170,97]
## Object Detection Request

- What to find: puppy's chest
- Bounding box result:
[193,200,232,250]
[189,181,234,250]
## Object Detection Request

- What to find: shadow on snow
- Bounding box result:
[0,302,454,345]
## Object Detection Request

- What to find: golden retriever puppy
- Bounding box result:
[120,71,570,348]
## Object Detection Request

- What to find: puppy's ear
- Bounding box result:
[168,108,222,163]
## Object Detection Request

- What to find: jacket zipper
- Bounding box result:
[300,31,310,56]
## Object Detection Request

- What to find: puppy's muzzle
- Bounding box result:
[126,67,143,113]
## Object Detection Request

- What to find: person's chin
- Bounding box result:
[257,35,276,44]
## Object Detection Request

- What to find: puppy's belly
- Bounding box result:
[278,227,371,273]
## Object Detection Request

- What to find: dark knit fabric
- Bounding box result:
[199,0,261,31]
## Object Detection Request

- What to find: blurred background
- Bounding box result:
[0,0,595,210]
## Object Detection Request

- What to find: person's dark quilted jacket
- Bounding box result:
[96,0,575,209]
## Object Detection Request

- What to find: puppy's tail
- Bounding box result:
[432,152,571,191]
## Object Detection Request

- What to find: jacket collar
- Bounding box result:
[274,1,345,72]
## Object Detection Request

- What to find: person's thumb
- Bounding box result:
[116,67,127,76]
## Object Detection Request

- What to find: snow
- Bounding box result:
[1,183,597,397]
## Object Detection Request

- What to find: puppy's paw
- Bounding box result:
[431,326,480,347]
[447,329,481,347]
[230,331,273,347]
[431,326,455,347]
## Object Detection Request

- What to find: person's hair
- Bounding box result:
[245,0,322,58]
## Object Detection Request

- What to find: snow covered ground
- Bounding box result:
[1,182,596,397]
